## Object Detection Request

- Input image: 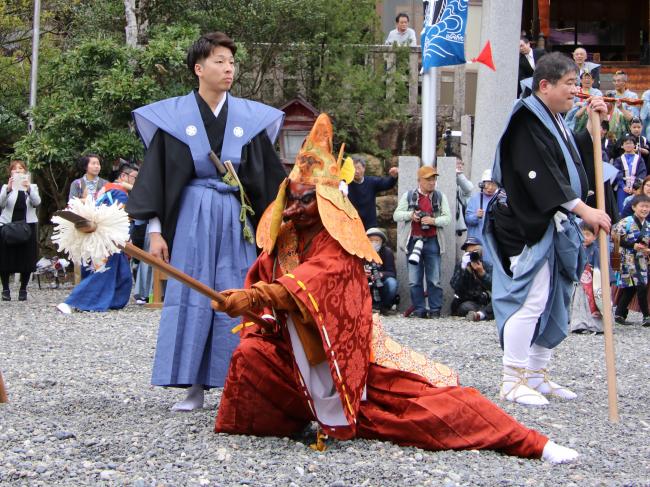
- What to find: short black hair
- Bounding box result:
[520,35,530,44]
[621,135,636,144]
[532,52,577,92]
[186,32,237,79]
[395,12,409,23]
[579,221,595,234]
[631,193,650,207]
[119,161,139,174]
[78,154,102,173]
[631,117,643,125]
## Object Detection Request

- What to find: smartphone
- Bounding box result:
[12,173,29,190]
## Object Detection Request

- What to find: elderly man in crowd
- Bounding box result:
[348,157,398,229]
[384,12,417,47]
[572,47,600,88]
[607,71,640,140]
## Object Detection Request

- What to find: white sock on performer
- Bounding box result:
[541,440,579,464]
[500,262,550,406]
[170,384,205,412]
[527,345,577,400]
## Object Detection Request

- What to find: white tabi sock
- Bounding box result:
[170,384,205,412]
[541,440,579,464]
[500,365,549,406]
[526,344,577,400]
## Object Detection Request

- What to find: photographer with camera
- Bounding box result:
[393,166,451,318]
[450,237,493,322]
[465,169,498,264]
[365,228,398,314]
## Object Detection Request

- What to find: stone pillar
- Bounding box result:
[471,0,523,183]
[436,156,458,314]
[453,64,466,125]
[460,114,473,170]
[395,156,420,311]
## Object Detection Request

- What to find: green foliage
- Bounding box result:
[4,0,410,220]
[11,29,198,214]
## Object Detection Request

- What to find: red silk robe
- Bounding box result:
[215,228,547,458]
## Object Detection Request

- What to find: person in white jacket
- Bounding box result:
[0,160,41,301]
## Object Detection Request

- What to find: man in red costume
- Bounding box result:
[212,114,577,463]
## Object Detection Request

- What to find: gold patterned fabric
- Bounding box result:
[370,315,459,387]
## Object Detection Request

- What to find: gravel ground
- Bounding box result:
[1,284,649,486]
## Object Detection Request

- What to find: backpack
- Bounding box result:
[407,189,442,216]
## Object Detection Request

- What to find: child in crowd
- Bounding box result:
[57,164,139,314]
[569,222,603,334]
[613,194,650,326]
[614,135,647,214]
[628,118,649,164]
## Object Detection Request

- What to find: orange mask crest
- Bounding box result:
[257,113,381,264]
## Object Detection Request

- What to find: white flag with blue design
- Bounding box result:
[421,0,469,71]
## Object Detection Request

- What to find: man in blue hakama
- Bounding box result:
[127,32,286,411]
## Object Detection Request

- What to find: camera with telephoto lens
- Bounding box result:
[418,211,433,230]
[366,263,383,303]
[469,250,481,263]
[367,262,384,289]
[408,238,425,265]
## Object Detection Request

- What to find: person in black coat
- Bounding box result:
[518,36,545,97]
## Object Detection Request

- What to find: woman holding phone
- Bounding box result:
[0,160,41,301]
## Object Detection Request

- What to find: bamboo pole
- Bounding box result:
[589,109,620,422]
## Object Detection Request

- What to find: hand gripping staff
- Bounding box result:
[589,108,620,423]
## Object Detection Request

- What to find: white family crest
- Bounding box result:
[233,126,244,138]
[185,125,198,137]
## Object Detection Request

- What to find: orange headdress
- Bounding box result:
[256,113,381,264]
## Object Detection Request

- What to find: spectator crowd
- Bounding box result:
[2,35,650,336]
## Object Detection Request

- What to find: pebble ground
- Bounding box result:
[1,284,648,486]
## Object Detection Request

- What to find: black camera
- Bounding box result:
[368,263,384,288]
[418,211,432,230]
[366,263,383,303]
[469,250,481,263]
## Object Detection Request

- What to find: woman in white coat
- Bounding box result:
[0,160,41,301]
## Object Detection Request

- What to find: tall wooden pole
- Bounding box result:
[590,109,620,423]
[0,371,8,403]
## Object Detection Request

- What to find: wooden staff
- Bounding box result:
[589,109,620,422]
[55,211,271,330]
[0,371,8,403]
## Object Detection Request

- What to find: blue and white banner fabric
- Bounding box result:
[421,0,469,71]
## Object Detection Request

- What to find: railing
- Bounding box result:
[231,44,474,124]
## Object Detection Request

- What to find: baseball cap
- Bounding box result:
[461,236,482,250]
[417,166,438,179]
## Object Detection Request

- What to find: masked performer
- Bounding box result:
[483,52,611,407]
[126,32,286,411]
[212,113,580,464]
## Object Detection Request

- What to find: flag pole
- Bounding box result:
[28,0,42,133]
[421,68,437,166]
[589,109,619,422]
